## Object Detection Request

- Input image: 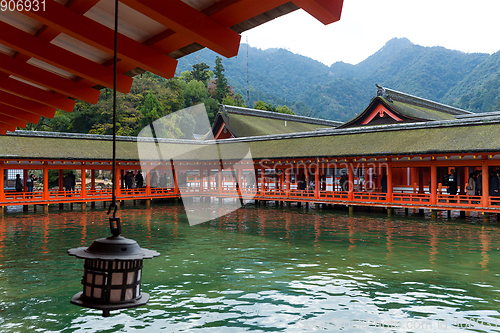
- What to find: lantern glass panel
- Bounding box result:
[93,288,102,299]
[95,274,103,286]
[127,272,135,284]
[110,289,122,302]
[137,269,141,282]
[85,286,92,297]
[125,288,133,301]
[111,272,123,285]
[86,273,93,284]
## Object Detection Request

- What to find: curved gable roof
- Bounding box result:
[212,105,342,138]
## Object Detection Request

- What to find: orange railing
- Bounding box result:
[2,185,500,213]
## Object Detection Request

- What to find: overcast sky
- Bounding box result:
[245,0,500,66]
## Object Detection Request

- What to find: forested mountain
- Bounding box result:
[443,50,500,112]
[32,37,500,134]
[178,38,496,121]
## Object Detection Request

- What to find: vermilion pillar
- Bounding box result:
[482,162,489,207]
[81,167,87,198]
[348,163,354,200]
[91,169,96,191]
[23,169,28,192]
[314,167,319,199]
[285,168,290,194]
[217,168,222,195]
[430,163,437,205]
[261,167,265,192]
[43,162,48,200]
[145,168,150,195]
[0,162,4,202]
[59,170,63,192]
[387,163,393,203]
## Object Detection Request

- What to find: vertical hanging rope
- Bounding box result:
[107,0,119,223]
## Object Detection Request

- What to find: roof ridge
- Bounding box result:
[376,85,472,115]
[220,105,343,126]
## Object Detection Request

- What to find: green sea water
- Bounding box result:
[0,203,499,332]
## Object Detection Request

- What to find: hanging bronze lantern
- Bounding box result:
[68,217,159,317]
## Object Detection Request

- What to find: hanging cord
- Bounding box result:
[107,0,119,235]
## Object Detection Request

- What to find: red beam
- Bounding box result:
[0,105,40,123]
[0,122,16,132]
[121,0,241,58]
[292,0,343,25]
[0,72,75,112]
[210,0,290,27]
[23,1,178,79]
[0,114,27,128]
[0,22,132,93]
[0,53,100,104]
[0,90,56,118]
[146,0,289,56]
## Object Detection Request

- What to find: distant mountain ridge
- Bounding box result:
[177,38,500,121]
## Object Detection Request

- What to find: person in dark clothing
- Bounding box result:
[125,171,134,189]
[475,170,482,195]
[135,171,144,188]
[447,169,458,195]
[298,173,306,191]
[381,173,387,193]
[339,172,349,192]
[489,171,499,196]
[15,174,23,192]
[69,171,76,191]
[63,173,73,192]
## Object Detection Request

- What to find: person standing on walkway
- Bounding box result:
[447,169,458,195]
[15,174,23,192]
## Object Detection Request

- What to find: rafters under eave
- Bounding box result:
[0,0,344,134]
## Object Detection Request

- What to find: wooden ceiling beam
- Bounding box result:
[22,1,178,79]
[0,90,56,118]
[0,73,75,112]
[0,52,100,104]
[0,105,41,123]
[0,116,28,128]
[0,122,16,133]
[0,114,28,128]
[142,0,289,57]
[0,21,133,93]
[292,0,343,25]
[210,0,290,27]
[120,0,241,58]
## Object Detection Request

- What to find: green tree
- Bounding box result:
[139,93,163,128]
[213,56,230,103]
[191,62,212,87]
[222,93,246,107]
[276,105,294,115]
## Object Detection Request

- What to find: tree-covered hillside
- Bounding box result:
[443,50,500,112]
[179,38,494,121]
[26,37,500,134]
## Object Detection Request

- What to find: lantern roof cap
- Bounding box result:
[68,235,160,260]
